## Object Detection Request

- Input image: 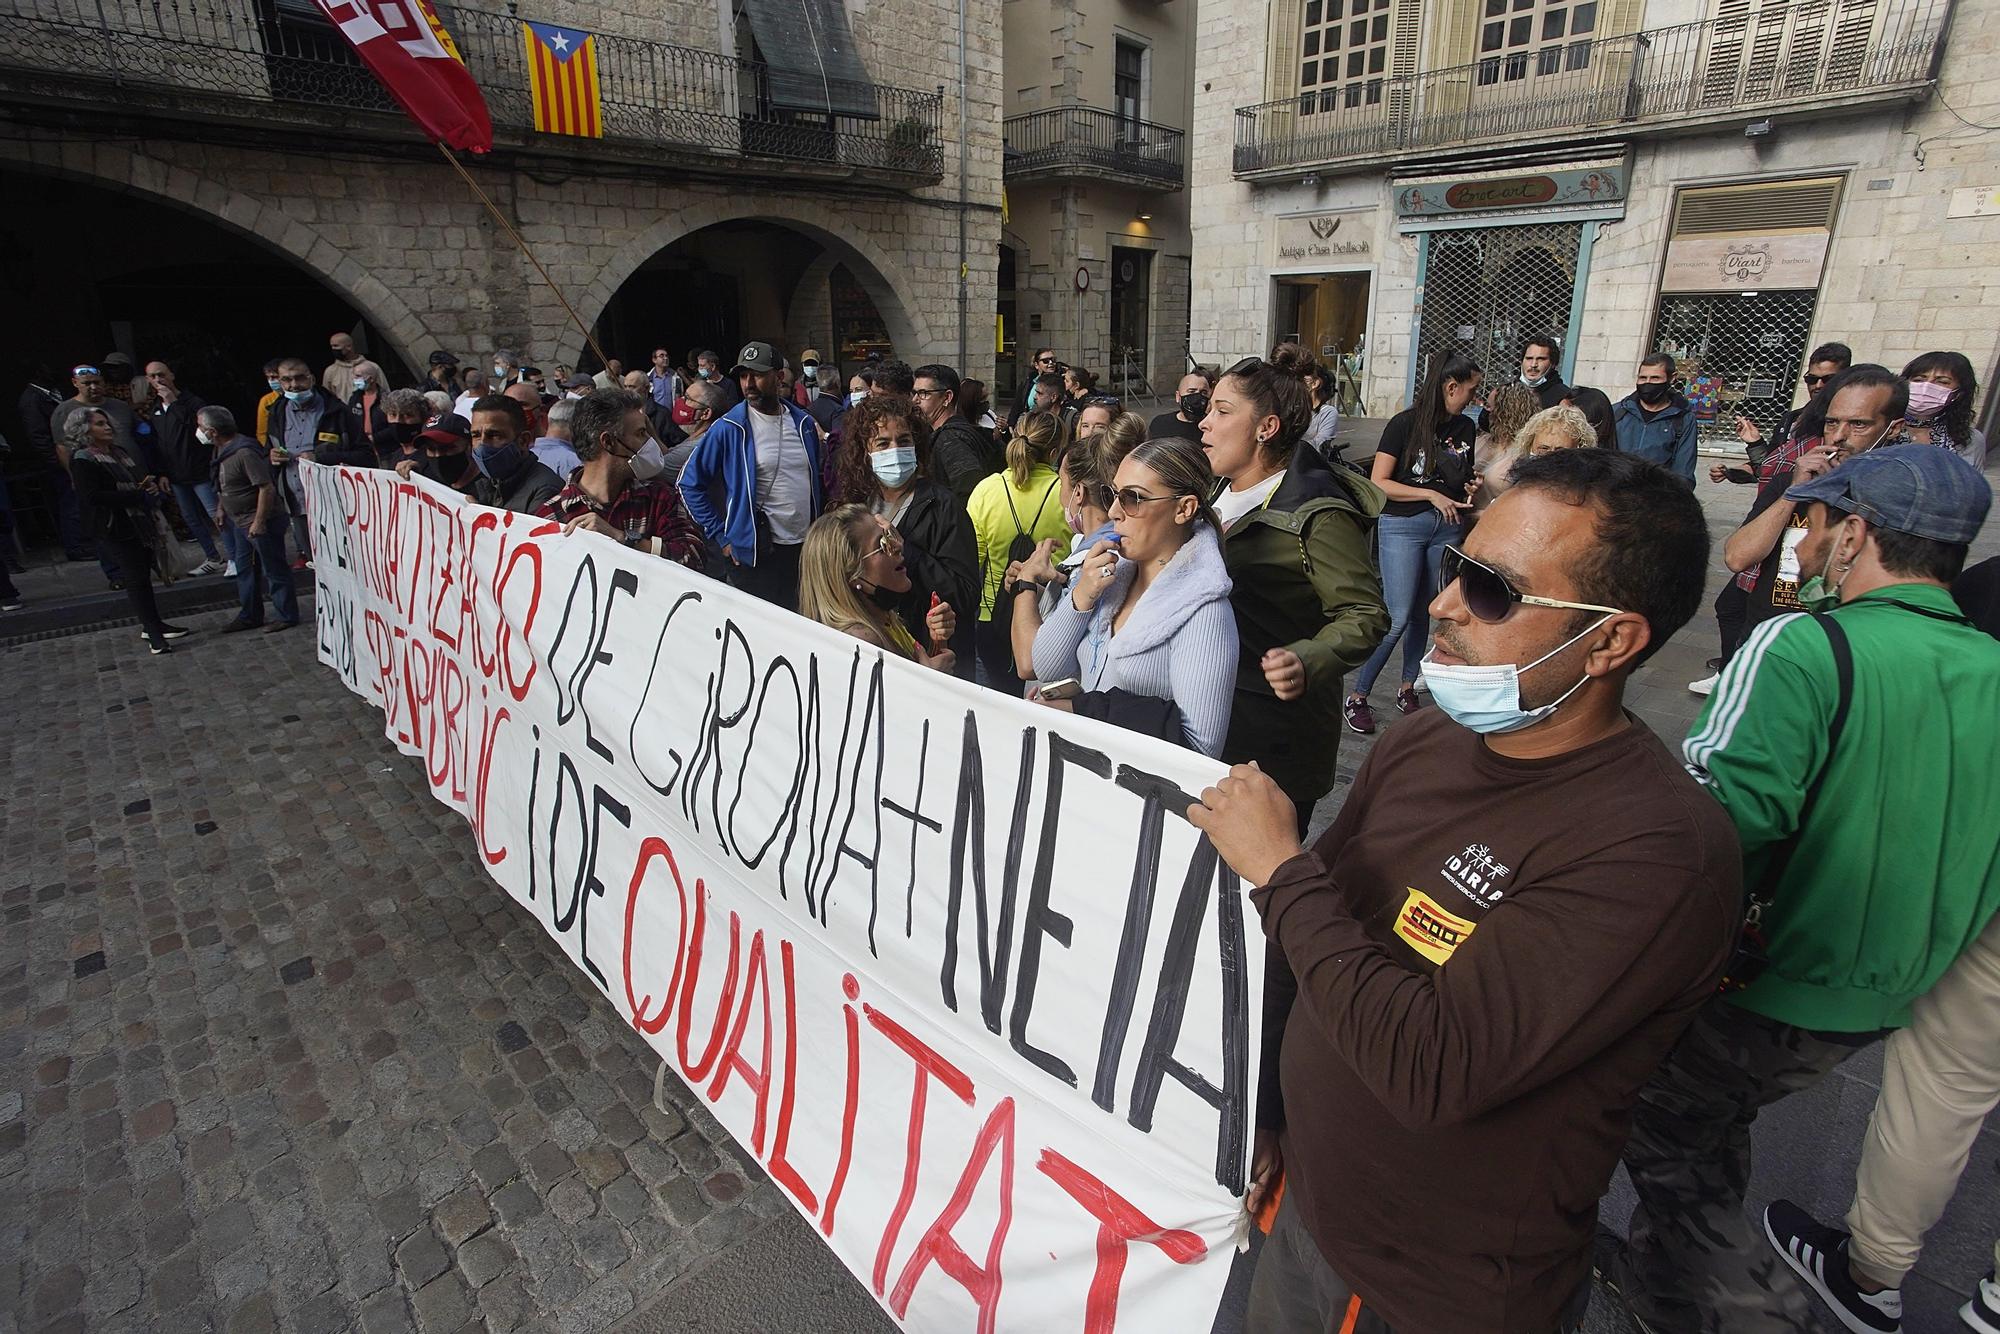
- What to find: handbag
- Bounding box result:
[1718,613,1851,992]
[150,507,192,585]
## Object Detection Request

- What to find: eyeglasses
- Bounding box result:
[1225,356,1265,378]
[910,387,944,399]
[1441,545,1621,624]
[1802,373,1831,388]
[1111,487,1180,511]
[861,531,903,561]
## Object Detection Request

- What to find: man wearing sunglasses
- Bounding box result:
[1721,342,1853,484]
[1189,449,1736,1334]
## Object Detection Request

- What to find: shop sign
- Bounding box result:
[1662,234,1830,293]
[1269,210,1376,267]
[1394,166,1625,217]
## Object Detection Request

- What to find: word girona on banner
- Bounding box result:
[301,463,1261,1332]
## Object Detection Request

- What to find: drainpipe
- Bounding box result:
[956,0,970,370]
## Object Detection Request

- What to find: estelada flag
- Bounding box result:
[313,0,493,152]
[523,21,602,138]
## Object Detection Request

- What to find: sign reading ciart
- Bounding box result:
[301,462,1260,1333]
[1269,209,1376,268]
[1661,234,1831,293]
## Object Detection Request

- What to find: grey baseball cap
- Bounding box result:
[1785,443,1992,544]
[730,341,780,375]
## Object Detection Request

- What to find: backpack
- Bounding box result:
[1003,477,1059,566]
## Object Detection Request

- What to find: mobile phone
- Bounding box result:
[1039,677,1082,701]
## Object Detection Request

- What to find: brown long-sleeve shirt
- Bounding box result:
[1252,709,1739,1333]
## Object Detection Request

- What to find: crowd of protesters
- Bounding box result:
[10,323,1999,1334]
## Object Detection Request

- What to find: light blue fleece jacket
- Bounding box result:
[1031,522,1238,756]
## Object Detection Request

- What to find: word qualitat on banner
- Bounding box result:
[302,462,1262,1333]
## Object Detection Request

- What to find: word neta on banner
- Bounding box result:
[302,462,1263,1332]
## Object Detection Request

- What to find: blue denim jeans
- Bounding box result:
[224,517,299,626]
[1353,508,1462,695]
[170,480,222,562]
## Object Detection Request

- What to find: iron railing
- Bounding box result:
[1004,105,1185,188]
[0,0,946,184]
[1235,0,1949,175]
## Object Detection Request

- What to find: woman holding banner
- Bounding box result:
[799,506,959,673]
[832,394,980,677]
[1030,436,1236,756]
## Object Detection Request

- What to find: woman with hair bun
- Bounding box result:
[1200,344,1389,824]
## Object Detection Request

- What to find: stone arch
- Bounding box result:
[0,137,437,373]
[569,198,938,372]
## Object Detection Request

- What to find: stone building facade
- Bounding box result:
[0,0,1002,394]
[1000,0,1194,406]
[1190,0,2000,442]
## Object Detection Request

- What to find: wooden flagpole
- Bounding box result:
[436,143,613,371]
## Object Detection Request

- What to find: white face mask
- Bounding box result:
[849,390,866,407]
[1418,615,1611,735]
[628,439,668,480]
[196,427,214,447]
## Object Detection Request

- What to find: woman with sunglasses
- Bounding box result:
[798,505,957,672]
[1345,351,1484,734]
[1197,347,1388,825]
[1031,436,1237,755]
[832,394,979,676]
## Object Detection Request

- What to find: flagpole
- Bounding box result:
[436,142,613,371]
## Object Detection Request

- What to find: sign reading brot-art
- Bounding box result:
[302,463,1260,1332]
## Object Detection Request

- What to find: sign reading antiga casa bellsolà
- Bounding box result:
[1269,209,1377,267]
[1394,165,1628,217]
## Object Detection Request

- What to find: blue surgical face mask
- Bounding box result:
[283,388,313,403]
[493,364,507,378]
[848,390,866,407]
[699,367,715,380]
[353,376,370,391]
[1418,615,1611,735]
[266,378,283,393]
[870,445,918,488]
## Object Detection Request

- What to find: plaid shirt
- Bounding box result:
[1733,433,1819,592]
[536,476,707,570]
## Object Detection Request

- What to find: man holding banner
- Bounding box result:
[1192,450,1741,1333]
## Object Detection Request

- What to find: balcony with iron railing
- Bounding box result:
[1234,0,1952,178]
[0,0,946,188]
[1004,105,1186,191]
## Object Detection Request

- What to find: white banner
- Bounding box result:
[302,463,1261,1333]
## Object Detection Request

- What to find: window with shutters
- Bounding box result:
[1475,0,1597,86]
[1298,0,1396,113]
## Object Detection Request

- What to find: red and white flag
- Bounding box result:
[315,0,493,152]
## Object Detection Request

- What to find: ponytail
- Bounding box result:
[1007,409,1065,488]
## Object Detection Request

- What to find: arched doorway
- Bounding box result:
[587,217,919,387]
[0,165,407,551]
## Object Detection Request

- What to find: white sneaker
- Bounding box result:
[224,560,238,577]
[1688,673,1719,696]
[191,558,224,577]
[1963,1270,2000,1334]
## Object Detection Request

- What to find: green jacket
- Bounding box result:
[1217,442,1389,808]
[1683,584,2000,1031]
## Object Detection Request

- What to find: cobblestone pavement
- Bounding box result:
[0,615,853,1334]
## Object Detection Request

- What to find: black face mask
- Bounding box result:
[425,452,474,489]
[856,579,902,613]
[1635,382,1672,406]
[392,421,421,445]
[1179,392,1210,422]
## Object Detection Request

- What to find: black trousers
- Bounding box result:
[104,536,168,640]
[1713,579,1749,666]
[728,541,802,614]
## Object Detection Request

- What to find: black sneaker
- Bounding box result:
[1965,1270,2000,1334]
[1763,1199,1902,1333]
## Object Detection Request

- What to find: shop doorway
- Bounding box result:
[1652,289,1820,448]
[1274,271,1372,415]
[1413,222,1582,393]
[1110,246,1153,399]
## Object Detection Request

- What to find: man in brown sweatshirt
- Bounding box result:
[1191,449,1740,1333]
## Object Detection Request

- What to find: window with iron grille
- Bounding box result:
[1299,0,1395,113]
[1413,222,1582,396]
[1476,0,1597,85]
